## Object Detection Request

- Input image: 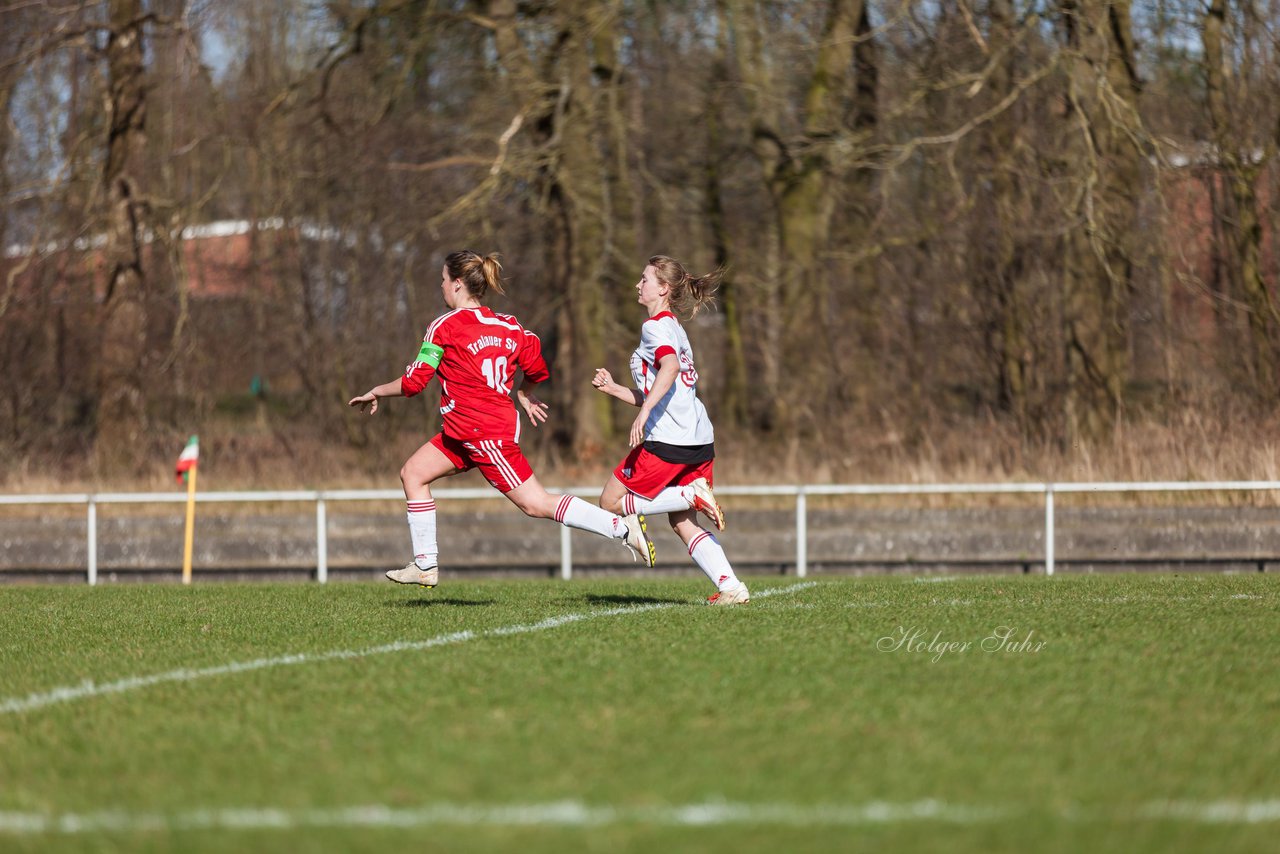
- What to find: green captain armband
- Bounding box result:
[416,341,444,368]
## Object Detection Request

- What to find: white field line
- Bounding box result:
[0,801,1000,833]
[2,798,1279,834]
[1087,593,1270,604]
[0,582,818,716]
[1138,800,1280,823]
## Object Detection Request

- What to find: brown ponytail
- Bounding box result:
[648,254,723,319]
[445,250,507,299]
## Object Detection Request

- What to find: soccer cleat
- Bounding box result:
[688,477,725,531]
[622,514,657,568]
[386,562,438,588]
[706,582,750,606]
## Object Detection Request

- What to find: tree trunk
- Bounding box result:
[1203,0,1275,399]
[488,0,614,456]
[829,0,878,415]
[972,0,1029,427]
[725,0,784,429]
[96,0,150,471]
[708,0,748,428]
[729,0,873,431]
[1058,0,1143,442]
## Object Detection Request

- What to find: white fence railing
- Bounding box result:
[3,481,1280,584]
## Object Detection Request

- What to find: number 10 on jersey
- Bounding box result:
[482,356,511,392]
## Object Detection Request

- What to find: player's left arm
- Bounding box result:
[515,380,549,427]
[514,329,551,426]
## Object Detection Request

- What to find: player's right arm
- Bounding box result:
[591,368,643,407]
[347,377,404,415]
[400,334,445,397]
[348,329,446,415]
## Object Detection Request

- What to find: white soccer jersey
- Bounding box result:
[629,311,715,446]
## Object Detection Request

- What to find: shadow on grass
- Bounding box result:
[582,593,691,606]
[391,598,496,608]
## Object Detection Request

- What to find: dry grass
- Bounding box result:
[5,404,1280,506]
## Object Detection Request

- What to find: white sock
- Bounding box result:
[622,485,693,516]
[689,530,741,591]
[406,499,438,568]
[554,495,625,539]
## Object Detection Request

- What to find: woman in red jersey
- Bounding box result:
[349,250,653,588]
[591,255,749,605]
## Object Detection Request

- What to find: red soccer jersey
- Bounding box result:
[400,306,550,442]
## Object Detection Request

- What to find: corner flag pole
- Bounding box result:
[175,434,200,585]
[182,464,197,585]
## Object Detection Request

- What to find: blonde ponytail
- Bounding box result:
[648,254,723,318]
[480,253,506,296]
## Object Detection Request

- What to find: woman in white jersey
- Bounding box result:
[591,255,749,605]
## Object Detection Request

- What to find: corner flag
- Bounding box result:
[175,435,199,483]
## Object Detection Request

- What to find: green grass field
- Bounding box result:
[2,573,1278,852]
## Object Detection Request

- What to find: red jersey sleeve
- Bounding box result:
[516,328,550,384]
[400,325,447,397]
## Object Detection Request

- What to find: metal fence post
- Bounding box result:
[560,523,572,580]
[316,497,328,584]
[87,499,97,586]
[1045,485,1055,577]
[796,488,807,578]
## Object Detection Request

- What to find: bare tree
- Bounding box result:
[486,0,624,456]
[970,0,1033,429]
[4,0,1280,480]
[1202,0,1279,400]
[726,0,877,431]
[1057,0,1146,441]
[95,0,153,468]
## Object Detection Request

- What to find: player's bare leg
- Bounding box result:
[400,441,462,501]
[601,475,724,531]
[598,476,631,515]
[504,473,562,519]
[511,476,654,566]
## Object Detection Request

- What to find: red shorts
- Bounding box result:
[430,433,533,494]
[613,445,714,500]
